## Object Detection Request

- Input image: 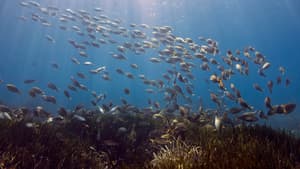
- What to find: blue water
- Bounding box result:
[0,0,299,129]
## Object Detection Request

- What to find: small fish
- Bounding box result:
[124,88,130,95]
[71,57,80,64]
[285,78,291,87]
[68,85,77,91]
[281,103,296,114]
[116,68,124,75]
[47,82,59,92]
[77,72,86,79]
[209,74,219,83]
[267,80,273,94]
[210,93,220,106]
[264,96,272,109]
[214,116,222,131]
[261,62,271,71]
[42,95,56,104]
[235,89,242,98]
[253,83,263,92]
[235,64,242,73]
[83,61,93,65]
[73,114,86,121]
[238,111,258,122]
[112,53,127,60]
[28,90,36,97]
[130,64,139,69]
[268,103,296,115]
[102,74,111,81]
[125,72,134,79]
[279,66,285,75]
[179,106,189,117]
[276,76,282,85]
[24,79,36,84]
[149,57,161,63]
[30,87,44,95]
[259,110,268,119]
[224,91,236,101]
[58,107,68,117]
[90,66,106,74]
[51,63,59,69]
[79,51,88,57]
[6,84,21,94]
[0,104,11,112]
[267,105,281,116]
[238,98,252,110]
[228,107,244,114]
[64,90,71,100]
[45,34,55,43]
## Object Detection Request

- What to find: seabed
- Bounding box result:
[0,105,300,169]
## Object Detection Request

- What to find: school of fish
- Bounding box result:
[0,1,297,130]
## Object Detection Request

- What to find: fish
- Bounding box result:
[224,91,236,101]
[30,87,44,95]
[209,74,219,83]
[73,114,86,121]
[264,96,272,109]
[253,83,263,92]
[210,93,220,107]
[28,1,40,8]
[214,116,222,131]
[238,111,258,122]
[149,57,161,63]
[68,85,77,91]
[47,82,59,92]
[267,81,273,94]
[228,107,244,114]
[285,78,291,87]
[235,64,242,73]
[24,79,36,84]
[83,61,93,65]
[276,76,282,84]
[130,64,139,69]
[124,88,130,95]
[90,66,106,74]
[116,68,124,75]
[51,63,59,69]
[58,107,68,117]
[102,74,111,81]
[261,62,271,71]
[79,51,88,57]
[71,57,80,64]
[279,66,285,75]
[281,103,296,114]
[125,72,134,79]
[42,95,56,104]
[112,53,127,60]
[6,84,21,94]
[28,90,36,97]
[267,103,296,115]
[0,112,12,120]
[238,98,252,110]
[64,90,71,100]
[259,110,268,119]
[45,34,55,43]
[179,106,189,117]
[0,104,11,112]
[77,72,86,79]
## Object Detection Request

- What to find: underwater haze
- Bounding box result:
[0,0,300,129]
